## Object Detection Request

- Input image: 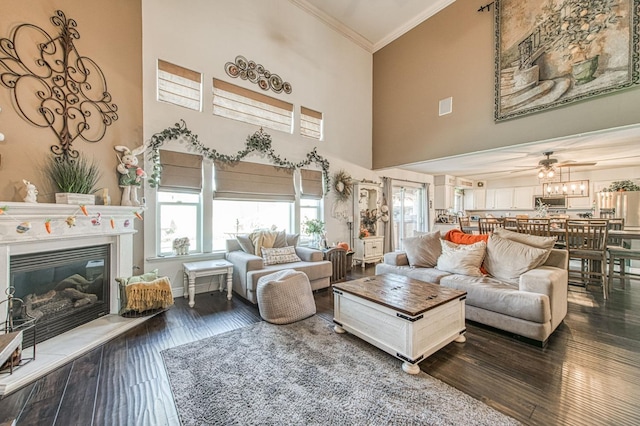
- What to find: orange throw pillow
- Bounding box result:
[444,229,489,274]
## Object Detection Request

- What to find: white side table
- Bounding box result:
[182,260,233,308]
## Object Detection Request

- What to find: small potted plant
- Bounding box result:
[302,218,325,248]
[45,154,101,204]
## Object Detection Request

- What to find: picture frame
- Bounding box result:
[494,0,640,121]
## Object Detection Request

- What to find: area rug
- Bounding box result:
[161,315,520,426]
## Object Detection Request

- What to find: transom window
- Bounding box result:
[300,106,323,140]
[157,60,202,111]
[212,78,293,133]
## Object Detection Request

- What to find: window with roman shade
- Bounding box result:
[214,161,295,201]
[300,169,323,199]
[158,150,203,193]
[212,78,293,133]
[157,60,202,111]
[300,106,323,140]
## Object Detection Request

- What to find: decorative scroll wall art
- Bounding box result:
[495,0,640,121]
[0,10,118,161]
[147,120,330,193]
[225,55,292,94]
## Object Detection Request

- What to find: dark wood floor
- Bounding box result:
[1,266,639,426]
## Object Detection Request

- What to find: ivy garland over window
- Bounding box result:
[147,120,330,193]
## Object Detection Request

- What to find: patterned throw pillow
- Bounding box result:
[262,246,302,266]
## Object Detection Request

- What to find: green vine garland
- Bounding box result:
[146,120,330,193]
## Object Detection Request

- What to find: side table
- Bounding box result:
[183,260,233,308]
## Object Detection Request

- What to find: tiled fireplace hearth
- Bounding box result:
[0,202,149,395]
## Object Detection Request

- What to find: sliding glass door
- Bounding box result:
[392,184,427,250]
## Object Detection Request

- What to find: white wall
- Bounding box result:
[141,0,433,292]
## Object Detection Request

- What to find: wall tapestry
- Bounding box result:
[495,0,640,121]
[0,10,118,161]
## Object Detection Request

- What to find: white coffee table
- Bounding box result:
[182,260,233,307]
[333,273,466,374]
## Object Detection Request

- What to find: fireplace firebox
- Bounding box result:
[9,245,110,347]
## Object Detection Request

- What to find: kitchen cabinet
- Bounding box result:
[463,189,486,210]
[434,184,455,210]
[485,187,535,210]
[567,196,593,209]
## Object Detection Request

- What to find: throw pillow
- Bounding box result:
[262,246,302,266]
[492,227,556,267]
[436,240,486,277]
[444,229,489,274]
[286,233,300,247]
[273,230,287,248]
[250,230,280,256]
[493,227,556,250]
[483,234,550,285]
[236,234,255,254]
[444,229,489,245]
[403,231,442,268]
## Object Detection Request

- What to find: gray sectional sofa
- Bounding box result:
[375,244,568,347]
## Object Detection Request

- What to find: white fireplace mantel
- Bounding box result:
[0,201,151,396]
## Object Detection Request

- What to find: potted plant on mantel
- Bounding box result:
[45,154,101,205]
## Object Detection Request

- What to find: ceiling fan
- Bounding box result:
[522,151,597,178]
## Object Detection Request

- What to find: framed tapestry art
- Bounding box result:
[495,0,640,121]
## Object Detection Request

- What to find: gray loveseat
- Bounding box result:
[226,239,332,304]
[375,243,568,347]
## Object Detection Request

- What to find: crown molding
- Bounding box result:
[373,0,456,52]
[288,0,374,53]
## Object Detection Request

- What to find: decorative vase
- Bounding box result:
[572,55,599,85]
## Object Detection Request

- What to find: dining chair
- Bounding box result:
[323,247,348,284]
[478,217,504,234]
[516,218,551,236]
[565,220,609,298]
[458,216,471,231]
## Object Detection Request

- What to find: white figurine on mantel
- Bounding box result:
[23,179,38,203]
[115,144,147,206]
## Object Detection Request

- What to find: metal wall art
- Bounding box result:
[225,55,292,94]
[495,0,640,121]
[0,10,118,161]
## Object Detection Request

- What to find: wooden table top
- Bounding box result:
[333,273,466,317]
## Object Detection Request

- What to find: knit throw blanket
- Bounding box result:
[125,276,174,313]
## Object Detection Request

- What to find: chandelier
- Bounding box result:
[537,165,556,179]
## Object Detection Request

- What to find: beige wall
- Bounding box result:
[0,0,142,203]
[372,0,640,169]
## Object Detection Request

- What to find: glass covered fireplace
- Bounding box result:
[9,245,110,347]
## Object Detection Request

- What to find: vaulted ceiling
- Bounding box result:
[293,0,640,180]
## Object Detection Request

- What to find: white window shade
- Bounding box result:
[213,79,293,133]
[157,60,202,111]
[300,169,323,199]
[300,106,323,140]
[158,150,203,192]
[214,161,295,201]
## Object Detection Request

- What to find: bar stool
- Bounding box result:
[566,220,609,299]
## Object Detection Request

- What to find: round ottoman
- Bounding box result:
[256,269,316,324]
